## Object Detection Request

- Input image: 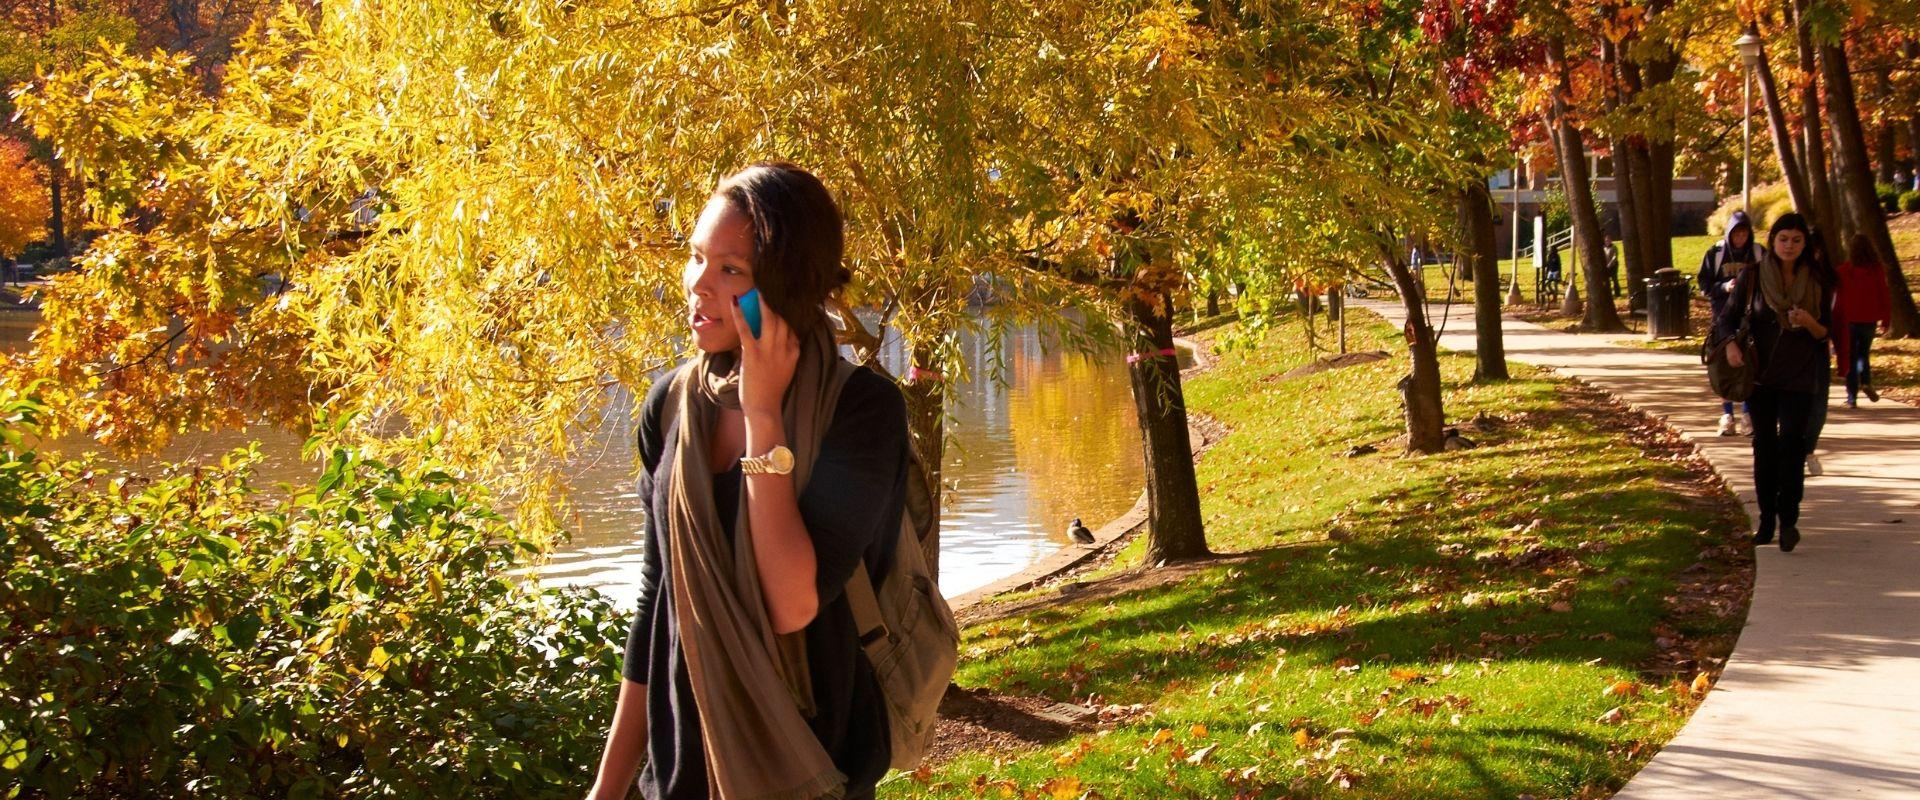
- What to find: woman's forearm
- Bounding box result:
[743,409,820,634]
[589,680,650,800]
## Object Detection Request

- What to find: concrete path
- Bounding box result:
[1359,299,1920,799]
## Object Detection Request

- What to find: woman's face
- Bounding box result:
[1771,229,1805,264]
[684,196,756,354]
[1731,227,1750,249]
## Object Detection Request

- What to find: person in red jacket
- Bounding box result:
[1834,233,1893,407]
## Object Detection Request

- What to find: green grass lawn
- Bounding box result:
[1431,235,1719,309]
[888,311,1750,800]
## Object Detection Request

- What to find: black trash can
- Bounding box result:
[1646,268,1690,339]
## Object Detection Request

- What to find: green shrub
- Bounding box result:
[0,395,625,798]
[1901,190,1920,213]
[1707,182,1795,237]
[1877,183,1901,213]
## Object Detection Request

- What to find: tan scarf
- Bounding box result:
[662,324,857,800]
[1758,253,1821,327]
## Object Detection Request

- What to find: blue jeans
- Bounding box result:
[1846,322,1877,400]
[1721,400,1750,416]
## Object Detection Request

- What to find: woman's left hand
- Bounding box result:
[729,293,799,417]
[1787,307,1815,329]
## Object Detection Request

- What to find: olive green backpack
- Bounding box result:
[658,361,958,770]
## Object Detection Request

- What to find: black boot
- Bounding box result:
[1753,515,1776,545]
[1780,523,1801,552]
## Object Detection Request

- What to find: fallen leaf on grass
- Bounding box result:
[1548,600,1574,613]
[1690,672,1713,696]
[1186,744,1218,765]
[1597,707,1627,725]
[1037,776,1082,799]
[1603,680,1642,698]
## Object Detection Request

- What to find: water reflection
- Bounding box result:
[540,321,1146,605]
[1,313,1145,605]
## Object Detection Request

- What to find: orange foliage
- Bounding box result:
[0,137,48,258]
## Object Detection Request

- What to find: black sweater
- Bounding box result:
[1714,269,1833,395]
[622,365,906,799]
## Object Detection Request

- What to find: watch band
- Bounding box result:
[740,445,794,475]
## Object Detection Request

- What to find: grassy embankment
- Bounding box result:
[886,310,1750,800]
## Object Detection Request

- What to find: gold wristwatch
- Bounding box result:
[740,445,795,475]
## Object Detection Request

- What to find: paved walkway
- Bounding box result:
[1360,300,1920,799]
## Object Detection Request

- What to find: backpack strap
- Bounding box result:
[845,561,889,648]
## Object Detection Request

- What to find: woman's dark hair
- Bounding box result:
[713,162,850,337]
[1848,233,1880,266]
[1767,213,1837,289]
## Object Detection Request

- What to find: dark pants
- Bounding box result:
[1846,322,1877,400]
[1749,386,1815,527]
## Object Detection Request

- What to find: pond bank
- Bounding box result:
[889,310,1751,799]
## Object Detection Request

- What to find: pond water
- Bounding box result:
[0,313,1147,603]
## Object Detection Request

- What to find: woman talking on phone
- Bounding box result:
[587,163,908,799]
[1717,213,1835,552]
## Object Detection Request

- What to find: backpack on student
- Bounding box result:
[658,360,958,771]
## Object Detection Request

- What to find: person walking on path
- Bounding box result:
[588,163,908,800]
[1543,246,1563,298]
[1718,213,1834,552]
[1699,211,1763,436]
[1800,229,1837,477]
[1604,233,1621,296]
[1834,232,1893,408]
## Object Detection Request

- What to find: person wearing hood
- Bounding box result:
[1699,210,1764,436]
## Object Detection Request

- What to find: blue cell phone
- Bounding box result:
[738,288,763,338]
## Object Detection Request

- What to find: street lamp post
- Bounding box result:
[1736,30,1765,216]
[1507,158,1524,306]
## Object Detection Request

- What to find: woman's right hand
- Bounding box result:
[1725,341,1745,368]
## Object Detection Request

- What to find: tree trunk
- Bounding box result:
[1606,39,1648,311]
[1791,0,1842,242]
[1376,236,1447,453]
[1461,181,1508,381]
[1546,37,1626,332]
[1752,24,1818,221]
[1622,47,1677,281]
[1125,276,1208,563]
[47,155,67,258]
[900,341,947,576]
[1614,136,1649,310]
[1205,290,1219,317]
[1873,70,1898,186]
[1820,39,1920,338]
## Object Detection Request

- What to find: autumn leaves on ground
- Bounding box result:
[885,310,1751,800]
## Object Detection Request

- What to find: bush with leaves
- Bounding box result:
[0,394,625,798]
[1877,182,1901,213]
[1901,190,1920,213]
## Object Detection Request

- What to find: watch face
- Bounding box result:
[771,446,795,473]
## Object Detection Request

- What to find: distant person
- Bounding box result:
[1603,234,1620,296]
[1800,229,1836,477]
[1,256,14,287]
[1716,213,1834,552]
[1543,247,1563,296]
[1699,211,1762,436]
[1835,233,1892,407]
